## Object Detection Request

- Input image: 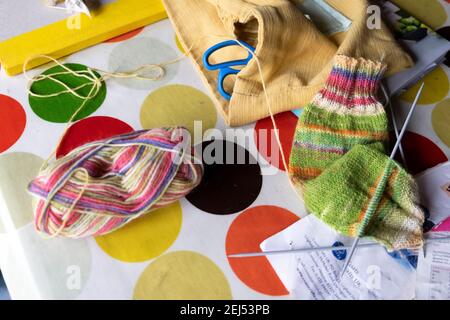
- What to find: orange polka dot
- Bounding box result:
[226,205,300,296]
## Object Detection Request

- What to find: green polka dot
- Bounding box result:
[29,63,107,123]
[108,37,179,91]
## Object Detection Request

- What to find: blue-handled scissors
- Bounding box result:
[203,40,255,100]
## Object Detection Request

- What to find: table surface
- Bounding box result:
[0,1,449,299]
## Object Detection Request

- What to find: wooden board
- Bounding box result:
[0,0,167,76]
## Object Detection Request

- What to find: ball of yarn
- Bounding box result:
[28,127,203,238]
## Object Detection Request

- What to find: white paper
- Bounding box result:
[261,215,417,300]
[416,162,450,228]
[416,236,450,300]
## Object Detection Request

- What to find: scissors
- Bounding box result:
[203,40,255,101]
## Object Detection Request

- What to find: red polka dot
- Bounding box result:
[395,131,448,175]
[104,27,144,43]
[226,205,300,296]
[56,116,133,158]
[0,94,26,153]
[254,112,297,171]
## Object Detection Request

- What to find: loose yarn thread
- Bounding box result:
[24,36,274,238]
[23,54,185,169]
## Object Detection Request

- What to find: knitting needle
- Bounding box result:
[381,84,407,167]
[228,83,426,262]
[228,241,380,258]
[339,82,425,279]
[227,234,450,258]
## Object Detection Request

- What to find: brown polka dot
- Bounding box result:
[186,140,262,215]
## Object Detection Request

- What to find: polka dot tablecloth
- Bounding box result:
[0,1,449,299]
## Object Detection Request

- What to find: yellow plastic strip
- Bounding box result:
[0,0,167,76]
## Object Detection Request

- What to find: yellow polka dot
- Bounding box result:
[133,251,232,300]
[140,85,217,144]
[391,0,447,29]
[0,152,44,232]
[401,67,449,105]
[95,202,182,263]
[432,99,450,147]
[175,35,186,54]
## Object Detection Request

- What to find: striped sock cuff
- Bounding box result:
[313,55,387,115]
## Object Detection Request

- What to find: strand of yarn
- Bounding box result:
[23,54,186,170]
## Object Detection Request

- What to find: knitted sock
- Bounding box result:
[289,55,389,187]
[304,144,424,251]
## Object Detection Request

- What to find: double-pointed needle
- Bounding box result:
[227,234,450,258]
[339,82,425,279]
[228,83,427,278]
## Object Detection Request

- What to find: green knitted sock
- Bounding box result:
[289,55,389,187]
[304,144,424,250]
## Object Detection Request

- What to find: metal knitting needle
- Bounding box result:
[339,82,425,279]
[228,241,380,258]
[228,85,426,265]
[381,84,407,166]
[227,234,450,258]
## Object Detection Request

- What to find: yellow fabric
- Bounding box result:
[163,0,413,126]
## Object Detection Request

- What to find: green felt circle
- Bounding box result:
[29,63,107,123]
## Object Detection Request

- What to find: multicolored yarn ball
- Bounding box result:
[28,127,203,238]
